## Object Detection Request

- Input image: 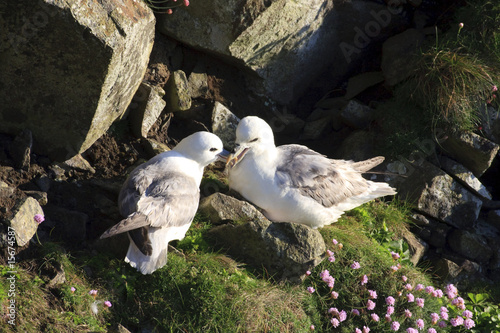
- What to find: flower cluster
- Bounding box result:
[304,239,476,331]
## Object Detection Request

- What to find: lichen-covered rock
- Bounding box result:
[165,70,192,112]
[204,193,325,282]
[398,161,482,228]
[447,229,493,264]
[158,0,405,105]
[0,0,155,161]
[128,82,166,138]
[438,156,492,200]
[199,193,260,225]
[7,197,44,246]
[340,100,376,129]
[440,131,499,177]
[211,102,240,150]
[400,228,428,266]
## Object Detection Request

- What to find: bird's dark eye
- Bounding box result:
[249,138,258,143]
[209,147,218,152]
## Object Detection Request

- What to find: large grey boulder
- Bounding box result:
[398,161,482,228]
[211,102,240,150]
[158,0,405,105]
[128,82,166,138]
[447,229,493,264]
[0,0,155,161]
[202,193,326,282]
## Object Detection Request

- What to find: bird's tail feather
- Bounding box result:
[100,213,149,239]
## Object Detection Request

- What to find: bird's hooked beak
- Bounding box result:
[226,145,250,169]
[217,149,231,162]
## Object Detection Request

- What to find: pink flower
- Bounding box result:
[339,310,347,322]
[104,301,112,308]
[328,255,335,263]
[70,287,76,293]
[363,326,370,333]
[332,238,338,245]
[391,321,400,331]
[327,250,334,257]
[405,284,413,291]
[416,298,425,308]
[438,321,447,328]
[387,306,395,315]
[390,265,399,272]
[440,311,449,321]
[440,306,448,313]
[414,284,424,291]
[306,270,311,276]
[464,318,475,329]
[310,325,315,330]
[462,310,473,318]
[361,275,368,285]
[331,291,339,299]
[307,286,315,294]
[432,289,443,298]
[89,289,98,296]
[367,300,376,310]
[34,214,45,224]
[328,307,339,316]
[351,261,361,269]
[386,296,395,306]
[430,313,439,324]
[351,309,360,316]
[427,329,437,333]
[452,297,465,310]
[385,314,392,322]
[356,329,362,333]
[167,8,173,14]
[406,328,418,333]
[402,275,408,282]
[405,309,412,318]
[493,85,498,92]
[319,270,330,279]
[450,316,464,326]
[331,318,340,328]
[368,290,377,299]
[183,0,189,6]
[391,251,400,260]
[425,286,434,294]
[371,313,380,322]
[407,293,415,302]
[324,276,335,288]
[445,284,458,299]
[416,319,424,329]
[459,22,464,28]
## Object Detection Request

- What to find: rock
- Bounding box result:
[0,181,15,198]
[35,176,52,192]
[301,117,333,141]
[340,100,376,129]
[63,154,96,174]
[45,261,66,289]
[440,131,499,177]
[158,0,405,105]
[438,156,492,200]
[337,130,377,162]
[165,70,192,112]
[7,197,44,246]
[479,105,500,144]
[188,71,209,99]
[401,229,428,265]
[9,129,32,170]
[24,191,48,206]
[447,229,493,263]
[345,71,385,100]
[143,138,170,156]
[128,82,166,138]
[487,210,500,228]
[0,0,155,161]
[205,194,325,282]
[397,161,482,228]
[211,102,240,150]
[431,257,463,281]
[199,193,264,225]
[44,206,88,244]
[382,29,425,86]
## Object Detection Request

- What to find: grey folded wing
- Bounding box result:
[275,144,374,208]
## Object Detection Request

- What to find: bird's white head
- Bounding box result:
[227,116,275,169]
[174,132,228,167]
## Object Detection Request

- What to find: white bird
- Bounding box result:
[226,116,396,229]
[100,132,228,274]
